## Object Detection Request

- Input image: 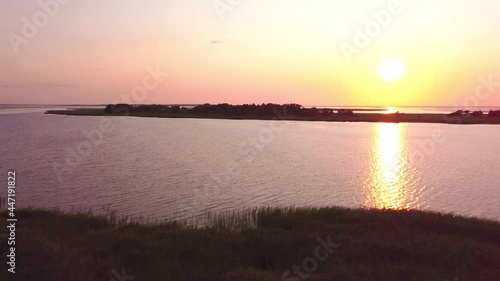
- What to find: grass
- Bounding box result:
[1,207,499,281]
[45,108,500,125]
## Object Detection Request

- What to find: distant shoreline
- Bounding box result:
[46,107,500,125]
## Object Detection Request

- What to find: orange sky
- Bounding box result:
[1,0,500,106]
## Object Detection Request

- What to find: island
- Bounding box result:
[46,103,500,125]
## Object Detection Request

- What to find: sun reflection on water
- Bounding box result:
[364,123,421,209]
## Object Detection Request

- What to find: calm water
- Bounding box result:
[1,106,499,221]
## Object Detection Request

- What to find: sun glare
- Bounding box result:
[364,123,419,209]
[377,59,405,83]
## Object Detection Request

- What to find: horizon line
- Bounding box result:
[2,103,500,108]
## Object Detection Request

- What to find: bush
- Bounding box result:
[489,110,500,117]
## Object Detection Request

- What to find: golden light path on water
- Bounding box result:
[364,123,423,209]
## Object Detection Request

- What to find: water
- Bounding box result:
[1,106,499,221]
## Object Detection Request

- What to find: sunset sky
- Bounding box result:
[1,0,499,106]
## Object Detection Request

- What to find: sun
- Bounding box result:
[377,59,405,83]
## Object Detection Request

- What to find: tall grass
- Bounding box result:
[1,206,499,281]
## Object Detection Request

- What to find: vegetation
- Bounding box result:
[447,110,484,117]
[1,207,499,281]
[103,103,357,118]
[488,110,500,117]
[47,104,500,125]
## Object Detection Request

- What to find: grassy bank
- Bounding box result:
[1,207,499,281]
[45,108,500,125]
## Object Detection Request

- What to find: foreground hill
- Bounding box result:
[1,207,499,281]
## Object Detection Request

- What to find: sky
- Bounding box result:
[1,0,500,106]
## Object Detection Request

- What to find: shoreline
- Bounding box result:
[46,108,500,125]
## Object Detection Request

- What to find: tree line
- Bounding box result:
[104,103,355,117]
[447,110,500,117]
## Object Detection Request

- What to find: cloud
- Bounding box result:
[210,40,223,44]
